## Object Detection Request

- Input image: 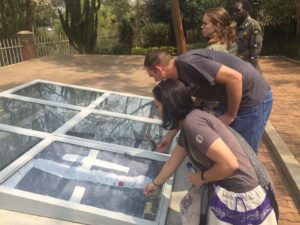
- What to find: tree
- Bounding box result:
[297,0,300,40]
[170,0,186,54]
[25,0,34,30]
[0,1,27,38]
[59,0,102,54]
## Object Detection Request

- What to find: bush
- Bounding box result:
[187,42,207,50]
[131,46,176,55]
[112,43,131,55]
[131,47,150,55]
[141,23,170,48]
[95,38,119,54]
[95,38,131,55]
[118,19,134,52]
[186,29,204,44]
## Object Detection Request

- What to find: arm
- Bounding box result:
[144,144,187,196]
[215,65,242,125]
[156,129,179,153]
[189,137,239,186]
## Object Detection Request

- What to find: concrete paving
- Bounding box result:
[0,54,299,224]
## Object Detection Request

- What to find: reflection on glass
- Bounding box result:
[2,142,163,220]
[13,83,103,106]
[66,114,166,151]
[97,94,160,118]
[0,131,41,171]
[0,97,78,132]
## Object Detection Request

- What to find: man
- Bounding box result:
[144,49,272,154]
[232,0,263,70]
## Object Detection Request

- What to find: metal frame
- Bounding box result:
[0,80,173,225]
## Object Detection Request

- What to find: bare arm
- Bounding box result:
[215,65,242,125]
[189,137,239,186]
[156,129,179,153]
[144,144,187,196]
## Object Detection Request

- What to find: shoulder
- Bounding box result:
[227,43,238,55]
[178,49,207,60]
[207,44,228,53]
[248,17,262,31]
[182,110,211,131]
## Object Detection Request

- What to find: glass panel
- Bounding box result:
[66,114,166,151]
[13,83,103,106]
[0,97,78,132]
[0,131,41,171]
[97,94,160,118]
[2,142,164,220]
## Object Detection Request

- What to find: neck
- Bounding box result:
[238,15,249,26]
[165,59,178,80]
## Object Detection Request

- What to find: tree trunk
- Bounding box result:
[297,0,300,40]
[25,0,33,31]
[170,0,187,55]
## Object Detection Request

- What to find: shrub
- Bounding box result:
[131,46,176,55]
[118,19,134,52]
[187,42,207,50]
[141,23,170,48]
[95,38,119,54]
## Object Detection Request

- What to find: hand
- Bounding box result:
[188,172,203,187]
[156,131,177,153]
[143,182,157,197]
[156,137,172,153]
[217,112,235,126]
[192,97,203,106]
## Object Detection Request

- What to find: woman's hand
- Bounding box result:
[188,172,203,187]
[156,129,178,153]
[156,136,172,153]
[143,182,158,197]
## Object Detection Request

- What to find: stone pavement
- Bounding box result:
[259,56,300,225]
[0,54,299,224]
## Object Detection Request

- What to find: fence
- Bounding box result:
[0,38,23,67]
[0,34,76,68]
[35,35,77,57]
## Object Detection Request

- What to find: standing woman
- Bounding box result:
[201,7,237,55]
[144,79,278,225]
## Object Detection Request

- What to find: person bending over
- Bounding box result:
[143,79,278,225]
[144,49,272,153]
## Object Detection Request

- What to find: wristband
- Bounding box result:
[152,179,160,187]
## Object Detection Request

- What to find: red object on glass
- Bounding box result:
[118,181,124,186]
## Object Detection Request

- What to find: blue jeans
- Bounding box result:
[214,88,273,153]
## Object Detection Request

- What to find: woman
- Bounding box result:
[143,80,278,225]
[201,7,237,55]
[200,7,238,113]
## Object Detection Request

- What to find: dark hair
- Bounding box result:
[144,50,173,70]
[240,0,252,13]
[152,80,194,129]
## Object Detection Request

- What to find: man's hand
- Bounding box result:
[218,112,235,126]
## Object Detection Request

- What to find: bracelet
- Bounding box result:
[152,179,160,187]
[201,171,207,183]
